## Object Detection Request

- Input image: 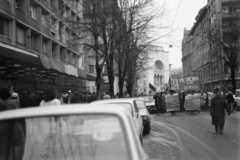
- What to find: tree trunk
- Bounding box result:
[95,68,103,100]
[107,57,115,98]
[119,78,124,97]
[231,67,236,94]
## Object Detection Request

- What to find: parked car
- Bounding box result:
[91,99,144,144]
[134,98,151,134]
[0,104,148,160]
[233,89,240,111]
[140,95,156,114]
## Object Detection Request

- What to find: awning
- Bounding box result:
[78,68,87,79]
[49,59,65,73]
[0,42,41,66]
[39,54,51,69]
[87,73,96,81]
[65,64,78,77]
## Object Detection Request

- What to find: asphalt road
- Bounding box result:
[143,111,240,160]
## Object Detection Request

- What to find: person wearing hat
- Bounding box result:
[210,88,231,134]
[65,90,73,104]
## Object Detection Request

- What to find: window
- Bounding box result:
[30,4,37,20]
[31,35,38,51]
[16,25,25,44]
[0,17,9,37]
[89,65,94,73]
[42,40,47,53]
[41,12,48,27]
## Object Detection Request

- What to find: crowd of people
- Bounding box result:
[0,85,99,111]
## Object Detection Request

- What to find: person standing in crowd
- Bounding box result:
[153,92,162,115]
[226,91,234,113]
[170,90,176,116]
[65,90,72,104]
[210,88,231,134]
[200,91,207,111]
[40,86,61,106]
[0,89,18,111]
[71,90,82,104]
[21,90,35,108]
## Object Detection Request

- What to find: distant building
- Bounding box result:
[137,46,169,94]
[181,0,240,91]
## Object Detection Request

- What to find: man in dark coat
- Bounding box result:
[210,88,231,134]
[226,91,234,113]
[153,92,162,115]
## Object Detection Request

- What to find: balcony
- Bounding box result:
[37,0,50,10]
[30,18,41,31]
[0,35,11,44]
[0,0,14,16]
[16,8,28,24]
[42,25,51,36]
[51,6,61,19]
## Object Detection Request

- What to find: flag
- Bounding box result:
[149,83,156,92]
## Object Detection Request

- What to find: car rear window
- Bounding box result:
[135,100,146,109]
[0,114,130,160]
[108,103,134,117]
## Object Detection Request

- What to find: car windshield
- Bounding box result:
[0,114,130,160]
[135,100,146,109]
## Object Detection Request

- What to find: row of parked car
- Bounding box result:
[0,97,151,160]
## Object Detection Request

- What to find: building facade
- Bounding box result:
[182,0,240,91]
[0,0,95,92]
[137,46,169,94]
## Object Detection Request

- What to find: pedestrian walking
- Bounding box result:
[40,85,61,107]
[226,91,234,113]
[210,88,231,134]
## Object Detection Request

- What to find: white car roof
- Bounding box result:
[0,104,131,120]
[91,98,137,105]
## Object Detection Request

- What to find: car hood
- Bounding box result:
[139,109,149,116]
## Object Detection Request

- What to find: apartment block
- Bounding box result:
[0,0,96,92]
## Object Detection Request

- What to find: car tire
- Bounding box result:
[144,124,151,134]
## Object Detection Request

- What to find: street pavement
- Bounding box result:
[143,111,240,160]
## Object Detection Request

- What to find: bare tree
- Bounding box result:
[115,0,167,97]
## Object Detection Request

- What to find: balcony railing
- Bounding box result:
[38,0,50,10]
[0,0,13,16]
[0,35,11,44]
[42,25,51,36]
[30,18,41,31]
[16,8,28,24]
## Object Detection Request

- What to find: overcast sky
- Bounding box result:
[155,0,207,69]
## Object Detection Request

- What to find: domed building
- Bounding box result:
[137,46,169,94]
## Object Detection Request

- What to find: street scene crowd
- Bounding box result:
[0,85,239,135]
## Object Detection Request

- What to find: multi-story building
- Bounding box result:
[182,0,240,91]
[0,0,96,92]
